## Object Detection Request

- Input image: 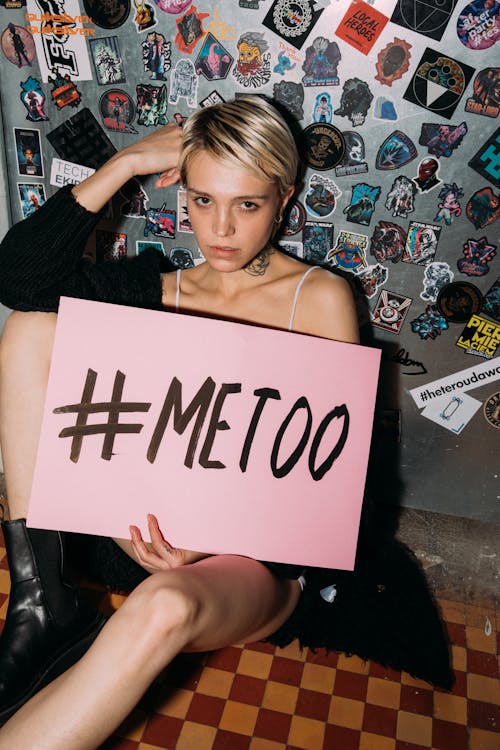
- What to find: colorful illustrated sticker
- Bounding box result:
[137,240,164,255]
[120,179,149,217]
[465,68,500,118]
[142,31,171,80]
[434,182,464,225]
[343,183,381,226]
[385,176,416,218]
[411,304,449,339]
[48,68,81,109]
[372,290,412,333]
[467,187,500,229]
[375,38,411,86]
[468,127,500,188]
[302,221,333,263]
[419,122,468,159]
[390,0,459,41]
[335,0,389,55]
[136,83,168,126]
[133,1,157,32]
[334,78,373,126]
[421,262,455,302]
[355,263,388,299]
[99,90,138,133]
[273,80,304,120]
[169,58,198,107]
[403,221,441,265]
[457,0,500,50]
[458,236,497,276]
[274,49,296,75]
[18,182,45,218]
[96,230,127,262]
[375,130,417,170]
[326,230,368,272]
[413,157,442,193]
[144,204,176,238]
[195,33,233,80]
[456,313,500,357]
[1,22,35,67]
[199,89,225,108]
[169,246,195,268]
[20,77,48,121]
[483,391,500,428]
[278,239,303,258]
[312,93,332,123]
[335,132,368,177]
[305,173,341,218]
[14,126,43,177]
[151,0,192,13]
[301,37,340,86]
[403,48,475,119]
[82,0,130,28]
[263,0,324,50]
[482,276,500,321]
[281,200,306,236]
[437,281,483,322]
[233,31,271,88]
[373,96,398,121]
[89,37,126,85]
[177,189,193,232]
[175,5,209,53]
[303,123,345,170]
[370,220,407,263]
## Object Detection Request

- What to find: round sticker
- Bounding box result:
[99,90,138,133]
[82,0,130,28]
[303,123,345,171]
[483,391,500,428]
[436,281,483,322]
[281,201,306,236]
[457,0,500,51]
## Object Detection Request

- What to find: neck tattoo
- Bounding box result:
[244,245,274,276]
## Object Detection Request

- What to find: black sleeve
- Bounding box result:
[0,185,173,312]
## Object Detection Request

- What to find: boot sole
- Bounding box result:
[0,613,106,726]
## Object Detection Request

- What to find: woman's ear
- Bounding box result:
[280,185,296,214]
[154,167,181,189]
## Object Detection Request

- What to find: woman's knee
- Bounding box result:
[0,311,57,365]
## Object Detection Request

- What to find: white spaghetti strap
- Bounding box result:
[288,266,320,331]
[175,268,181,311]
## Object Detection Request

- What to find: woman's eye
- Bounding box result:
[194,196,211,206]
[241,201,258,210]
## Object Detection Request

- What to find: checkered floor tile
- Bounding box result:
[0,535,498,749]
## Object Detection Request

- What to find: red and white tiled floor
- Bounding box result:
[0,536,498,749]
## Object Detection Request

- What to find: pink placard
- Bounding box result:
[28,297,381,570]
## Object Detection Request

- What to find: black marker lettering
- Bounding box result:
[309,404,350,481]
[271,397,312,479]
[239,388,281,473]
[199,383,242,469]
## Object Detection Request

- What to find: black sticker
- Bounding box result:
[390,0,458,41]
[82,0,130,29]
[303,123,345,170]
[403,48,475,119]
[262,0,324,49]
[468,127,500,188]
[437,282,483,323]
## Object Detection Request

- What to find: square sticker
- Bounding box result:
[335,0,389,55]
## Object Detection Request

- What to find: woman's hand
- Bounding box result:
[129,514,210,574]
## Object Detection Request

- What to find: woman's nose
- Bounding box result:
[212,209,234,237]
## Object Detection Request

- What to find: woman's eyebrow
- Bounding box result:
[186,187,270,200]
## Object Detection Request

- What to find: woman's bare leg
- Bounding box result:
[0,311,57,519]
[0,555,301,750]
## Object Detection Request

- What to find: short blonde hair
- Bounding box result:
[179,96,299,200]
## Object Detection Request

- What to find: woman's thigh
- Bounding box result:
[155,554,301,652]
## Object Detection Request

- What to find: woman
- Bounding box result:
[0,96,358,749]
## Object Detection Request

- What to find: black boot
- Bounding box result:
[0,519,106,724]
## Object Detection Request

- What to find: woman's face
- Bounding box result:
[185,151,291,272]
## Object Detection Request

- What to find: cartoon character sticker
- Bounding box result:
[458,237,497,275]
[326,230,368,272]
[305,174,342,218]
[136,83,168,126]
[301,37,340,86]
[410,305,449,339]
[274,48,296,75]
[1,23,35,67]
[403,222,441,265]
[14,127,43,177]
[177,189,193,232]
[372,289,412,333]
[335,132,368,177]
[457,0,500,50]
[482,276,500,321]
[20,77,48,122]
[375,130,417,169]
[151,0,192,13]
[120,179,149,217]
[96,230,127,262]
[343,183,381,225]
[144,204,176,238]
[385,176,416,218]
[375,38,411,86]
[195,33,233,79]
[281,201,306,236]
[89,37,126,85]
[175,5,209,53]
[370,220,407,263]
[18,183,45,218]
[132,1,157,32]
[99,90,138,133]
[436,280,482,320]
[169,58,198,107]
[466,187,500,228]
[169,246,195,268]
[434,183,464,224]
[419,122,468,157]
[355,263,388,299]
[273,80,304,120]
[312,93,333,123]
[142,31,171,80]
[233,31,271,88]
[465,68,500,117]
[413,157,442,193]
[48,69,81,110]
[421,262,454,304]
[302,221,333,263]
[334,78,373,126]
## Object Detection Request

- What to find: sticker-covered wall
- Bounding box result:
[0,0,498,521]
